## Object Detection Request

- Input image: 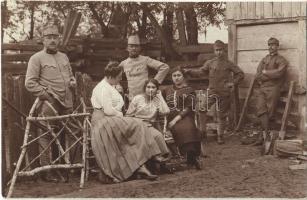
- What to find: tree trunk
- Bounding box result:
[175,7,187,46]
[162,6,173,42]
[1,1,7,43]
[183,4,198,45]
[138,11,147,39]
[88,2,109,37]
[141,4,180,60]
[29,3,35,40]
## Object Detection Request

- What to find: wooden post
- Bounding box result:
[7,98,39,198]
[298,19,307,142]
[228,23,240,128]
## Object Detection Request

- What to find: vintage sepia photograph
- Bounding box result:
[1,0,307,198]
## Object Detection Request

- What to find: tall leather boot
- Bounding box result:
[253,113,269,146]
[217,123,225,145]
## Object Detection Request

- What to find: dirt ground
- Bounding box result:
[7,134,307,198]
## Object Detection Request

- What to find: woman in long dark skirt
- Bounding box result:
[163,66,202,170]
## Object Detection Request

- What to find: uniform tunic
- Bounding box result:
[254,53,288,117]
[25,49,74,108]
[25,49,75,166]
[119,55,169,100]
[90,79,162,182]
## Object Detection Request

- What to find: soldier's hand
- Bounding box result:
[262,69,267,74]
[39,92,54,103]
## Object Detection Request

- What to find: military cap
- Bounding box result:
[128,35,141,45]
[214,40,225,48]
[268,37,279,46]
[43,25,60,36]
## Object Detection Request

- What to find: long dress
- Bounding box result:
[163,84,201,156]
[90,79,162,182]
[126,93,170,156]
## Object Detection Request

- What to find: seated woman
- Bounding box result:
[90,62,162,182]
[163,66,202,170]
[126,79,171,170]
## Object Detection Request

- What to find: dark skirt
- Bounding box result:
[91,110,161,182]
[170,115,201,146]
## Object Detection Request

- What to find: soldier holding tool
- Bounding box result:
[252,37,288,146]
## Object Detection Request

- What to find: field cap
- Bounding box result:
[268,37,279,46]
[43,25,60,36]
[128,35,141,45]
[214,40,225,49]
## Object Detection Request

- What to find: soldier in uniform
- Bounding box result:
[119,35,170,101]
[186,40,244,144]
[25,24,76,182]
[253,37,288,145]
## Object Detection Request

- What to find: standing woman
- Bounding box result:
[163,66,202,170]
[126,79,170,162]
[90,62,161,183]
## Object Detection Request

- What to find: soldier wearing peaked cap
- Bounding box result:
[25,24,76,182]
[186,40,244,144]
[119,34,170,101]
[252,37,288,147]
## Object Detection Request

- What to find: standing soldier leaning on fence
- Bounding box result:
[185,40,244,144]
[119,34,170,101]
[252,37,288,146]
[25,24,77,182]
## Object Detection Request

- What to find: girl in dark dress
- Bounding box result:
[163,66,202,170]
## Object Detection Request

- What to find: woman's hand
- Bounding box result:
[168,115,182,129]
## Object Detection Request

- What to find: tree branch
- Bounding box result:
[87,2,109,36]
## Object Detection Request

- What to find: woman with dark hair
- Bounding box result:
[126,79,170,164]
[90,62,162,182]
[163,66,202,170]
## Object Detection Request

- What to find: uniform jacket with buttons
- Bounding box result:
[191,56,244,96]
[119,55,169,100]
[25,49,75,108]
[255,53,288,88]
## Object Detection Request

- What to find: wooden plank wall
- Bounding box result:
[226,2,306,21]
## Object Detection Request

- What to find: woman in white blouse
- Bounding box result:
[91,62,162,182]
[126,79,172,172]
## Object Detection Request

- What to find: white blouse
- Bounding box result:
[91,78,124,117]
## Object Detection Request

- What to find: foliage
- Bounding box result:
[2,1,225,44]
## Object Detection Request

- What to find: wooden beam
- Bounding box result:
[228,24,237,64]
[175,44,214,54]
[2,53,33,62]
[2,44,43,51]
[233,17,305,26]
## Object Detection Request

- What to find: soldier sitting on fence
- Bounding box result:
[25,24,77,182]
[185,40,244,144]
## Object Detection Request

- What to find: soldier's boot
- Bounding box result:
[217,124,225,145]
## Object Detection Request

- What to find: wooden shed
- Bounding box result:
[226,2,306,133]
